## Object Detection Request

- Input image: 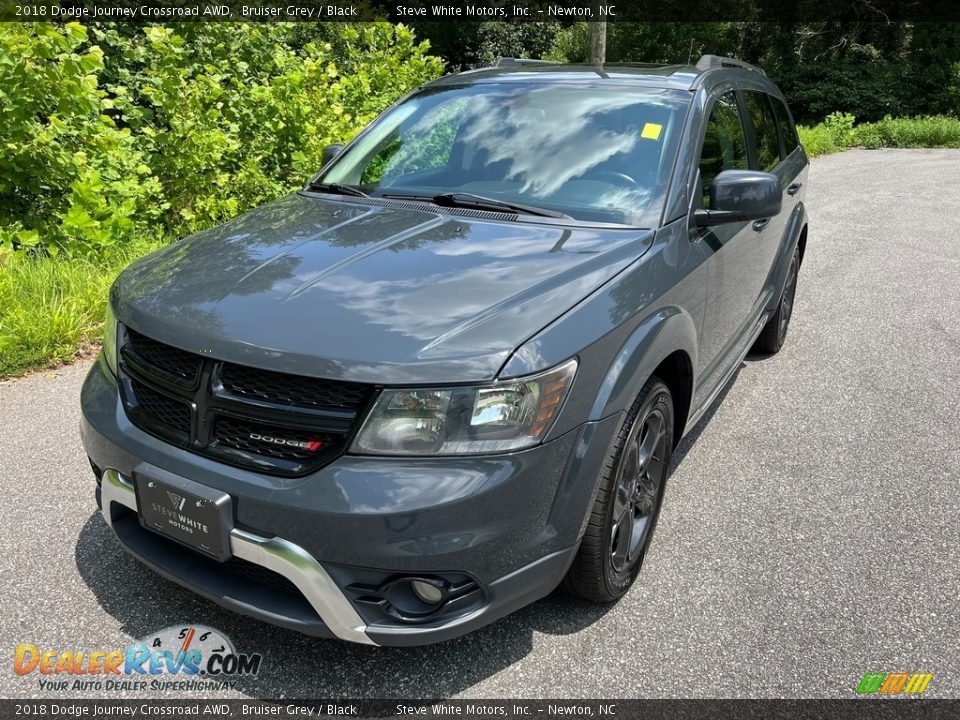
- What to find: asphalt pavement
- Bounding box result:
[1,149,959,699]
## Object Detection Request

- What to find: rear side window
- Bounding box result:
[698,92,749,206]
[744,91,780,172]
[771,98,800,157]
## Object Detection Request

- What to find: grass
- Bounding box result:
[0,239,163,377]
[799,113,960,157]
[2,114,960,379]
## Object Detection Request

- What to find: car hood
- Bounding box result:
[114,193,653,384]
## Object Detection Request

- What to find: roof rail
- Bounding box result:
[495,57,558,67]
[602,62,679,68]
[695,55,766,76]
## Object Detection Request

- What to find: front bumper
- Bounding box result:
[99,467,373,643]
[82,358,621,646]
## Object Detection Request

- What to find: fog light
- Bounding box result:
[411,580,444,605]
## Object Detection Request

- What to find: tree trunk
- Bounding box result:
[589,21,607,65]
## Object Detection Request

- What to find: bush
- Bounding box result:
[799,114,960,156]
[850,115,960,149]
[796,124,838,156]
[0,24,163,257]
[0,22,443,255]
[0,21,443,376]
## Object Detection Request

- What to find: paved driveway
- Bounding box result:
[2,149,958,699]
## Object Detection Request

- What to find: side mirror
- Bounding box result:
[322,144,344,166]
[694,170,782,227]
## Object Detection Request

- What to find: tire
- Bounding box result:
[563,377,675,603]
[754,246,800,354]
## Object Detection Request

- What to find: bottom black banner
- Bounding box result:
[2,700,958,720]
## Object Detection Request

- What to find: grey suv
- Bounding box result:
[81,56,809,646]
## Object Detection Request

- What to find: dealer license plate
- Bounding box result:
[135,470,232,562]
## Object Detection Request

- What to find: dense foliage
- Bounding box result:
[0,22,443,257]
[798,112,960,155]
[410,21,561,69]
[419,22,960,126]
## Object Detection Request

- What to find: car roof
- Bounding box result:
[425,58,778,94]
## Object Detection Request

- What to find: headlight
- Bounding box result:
[351,358,578,456]
[101,302,119,377]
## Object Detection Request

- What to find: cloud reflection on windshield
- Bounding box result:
[457,91,648,197]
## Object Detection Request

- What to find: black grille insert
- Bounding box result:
[128,378,192,437]
[126,329,201,384]
[223,556,303,598]
[219,363,370,410]
[214,417,338,462]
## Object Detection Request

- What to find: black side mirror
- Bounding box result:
[322,144,344,166]
[694,170,782,227]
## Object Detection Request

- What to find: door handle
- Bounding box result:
[787,183,802,196]
[752,218,770,232]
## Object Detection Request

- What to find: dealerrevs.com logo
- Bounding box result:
[14,625,261,693]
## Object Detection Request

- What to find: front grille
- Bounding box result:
[128,378,193,437]
[220,363,369,410]
[118,326,374,476]
[126,329,202,384]
[214,417,337,462]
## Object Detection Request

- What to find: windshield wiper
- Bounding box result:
[383,191,569,219]
[307,182,369,198]
[436,193,570,219]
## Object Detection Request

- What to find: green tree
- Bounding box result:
[0,23,162,256]
[0,22,443,256]
[411,22,562,69]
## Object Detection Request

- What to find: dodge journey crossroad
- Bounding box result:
[81,56,809,646]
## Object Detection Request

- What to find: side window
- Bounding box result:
[698,92,749,206]
[772,97,800,158]
[744,91,780,172]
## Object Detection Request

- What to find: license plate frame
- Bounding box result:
[134,467,233,562]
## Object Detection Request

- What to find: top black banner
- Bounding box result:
[1,0,959,22]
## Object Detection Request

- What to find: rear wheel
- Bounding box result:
[754,246,800,354]
[563,377,674,603]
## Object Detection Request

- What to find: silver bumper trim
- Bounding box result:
[100,468,377,646]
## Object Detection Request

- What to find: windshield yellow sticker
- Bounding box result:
[641,123,663,140]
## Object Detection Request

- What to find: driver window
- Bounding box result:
[698,92,749,207]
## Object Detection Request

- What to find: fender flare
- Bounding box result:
[767,202,808,312]
[588,305,698,422]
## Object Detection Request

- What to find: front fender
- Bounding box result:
[501,220,709,441]
[587,305,698,421]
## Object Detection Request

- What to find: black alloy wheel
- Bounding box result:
[563,377,675,602]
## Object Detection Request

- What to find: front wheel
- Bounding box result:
[563,377,674,603]
[754,246,800,354]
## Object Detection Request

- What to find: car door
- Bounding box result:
[770,93,809,222]
[694,90,758,394]
[739,90,789,318]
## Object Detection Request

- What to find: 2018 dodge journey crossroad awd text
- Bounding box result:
[81,56,809,646]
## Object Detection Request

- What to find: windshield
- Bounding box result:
[319,83,690,226]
